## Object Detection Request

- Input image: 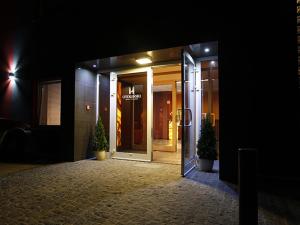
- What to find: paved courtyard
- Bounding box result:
[0,159,299,225]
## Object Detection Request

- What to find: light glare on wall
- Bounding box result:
[8,72,15,81]
[136,57,152,65]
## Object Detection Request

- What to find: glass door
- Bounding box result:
[109,68,153,161]
[181,51,196,176]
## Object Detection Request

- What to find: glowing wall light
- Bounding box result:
[8,72,15,81]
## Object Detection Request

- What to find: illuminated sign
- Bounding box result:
[122,86,142,101]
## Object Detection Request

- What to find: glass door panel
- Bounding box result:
[181,51,196,176]
[117,74,147,154]
[110,68,152,162]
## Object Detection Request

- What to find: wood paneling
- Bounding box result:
[153,91,172,139]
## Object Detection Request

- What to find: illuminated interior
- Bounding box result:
[152,65,182,164]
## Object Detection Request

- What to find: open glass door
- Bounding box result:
[181,51,196,176]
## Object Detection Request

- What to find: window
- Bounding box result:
[38,81,61,125]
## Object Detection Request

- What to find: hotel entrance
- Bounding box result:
[76,42,218,176]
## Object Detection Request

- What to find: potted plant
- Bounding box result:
[196,114,217,171]
[92,116,108,160]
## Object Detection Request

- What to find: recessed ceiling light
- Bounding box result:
[93,64,97,68]
[204,48,210,53]
[136,57,152,65]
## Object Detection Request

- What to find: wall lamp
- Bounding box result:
[8,72,16,81]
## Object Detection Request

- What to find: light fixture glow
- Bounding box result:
[93,64,97,68]
[204,48,210,53]
[136,57,152,65]
[210,61,216,66]
[8,72,15,81]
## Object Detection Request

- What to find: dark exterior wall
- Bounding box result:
[74,69,97,161]
[0,22,36,124]
[0,79,32,123]
[60,69,75,161]
[218,2,299,183]
[98,74,110,140]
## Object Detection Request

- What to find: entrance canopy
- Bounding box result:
[76,42,217,72]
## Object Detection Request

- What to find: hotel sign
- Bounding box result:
[122,86,142,101]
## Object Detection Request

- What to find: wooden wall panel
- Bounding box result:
[153,91,172,139]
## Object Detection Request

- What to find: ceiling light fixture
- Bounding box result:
[136,57,152,65]
[204,48,210,53]
[93,64,97,68]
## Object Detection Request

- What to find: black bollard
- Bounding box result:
[238,148,258,225]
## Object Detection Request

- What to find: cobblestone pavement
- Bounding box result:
[0,159,298,225]
[0,163,43,177]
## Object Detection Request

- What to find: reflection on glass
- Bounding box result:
[116,73,147,154]
[201,60,219,156]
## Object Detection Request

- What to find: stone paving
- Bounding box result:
[0,159,298,225]
[0,163,43,177]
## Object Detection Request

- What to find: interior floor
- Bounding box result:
[152,140,181,164]
[153,139,173,151]
[152,149,181,165]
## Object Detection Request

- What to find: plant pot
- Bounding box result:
[95,150,106,160]
[197,158,214,172]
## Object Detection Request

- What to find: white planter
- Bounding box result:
[196,158,214,172]
[95,151,106,160]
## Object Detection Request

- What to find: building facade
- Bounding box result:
[0,2,299,183]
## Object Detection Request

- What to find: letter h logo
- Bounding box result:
[129,86,135,95]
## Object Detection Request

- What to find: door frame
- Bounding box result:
[181,50,197,176]
[109,67,153,162]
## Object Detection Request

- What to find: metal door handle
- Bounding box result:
[184,108,192,127]
[176,108,192,127]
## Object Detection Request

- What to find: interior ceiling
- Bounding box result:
[78,41,218,72]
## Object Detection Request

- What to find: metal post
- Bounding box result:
[238,148,258,225]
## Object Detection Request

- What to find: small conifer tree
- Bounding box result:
[197,114,217,160]
[93,116,108,151]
